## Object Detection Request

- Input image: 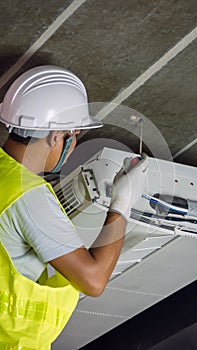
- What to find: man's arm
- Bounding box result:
[49,211,126,297]
[50,154,149,297]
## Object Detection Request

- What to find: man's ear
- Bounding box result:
[47,131,64,147]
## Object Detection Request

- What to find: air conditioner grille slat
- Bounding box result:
[56,180,81,215]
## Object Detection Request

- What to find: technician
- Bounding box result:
[0,65,148,348]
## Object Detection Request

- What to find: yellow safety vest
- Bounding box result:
[0,148,79,349]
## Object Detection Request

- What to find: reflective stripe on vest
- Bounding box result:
[0,148,79,349]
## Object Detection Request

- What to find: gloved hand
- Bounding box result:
[109,153,149,221]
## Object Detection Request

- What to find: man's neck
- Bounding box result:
[3,138,48,174]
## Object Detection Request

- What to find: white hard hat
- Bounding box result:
[0,65,103,132]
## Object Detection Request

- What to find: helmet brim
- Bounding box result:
[0,111,103,131]
[75,118,103,130]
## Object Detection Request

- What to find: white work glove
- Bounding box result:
[109,153,149,221]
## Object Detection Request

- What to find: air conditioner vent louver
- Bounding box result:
[56,180,81,215]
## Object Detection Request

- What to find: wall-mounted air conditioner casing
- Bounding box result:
[53,147,197,350]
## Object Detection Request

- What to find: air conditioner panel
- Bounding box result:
[53,147,197,350]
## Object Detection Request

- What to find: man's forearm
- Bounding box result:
[89,211,126,285]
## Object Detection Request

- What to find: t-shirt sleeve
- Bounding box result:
[13,185,84,263]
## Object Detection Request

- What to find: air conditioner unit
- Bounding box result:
[53,147,197,350]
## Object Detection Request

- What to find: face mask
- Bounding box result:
[50,136,74,173]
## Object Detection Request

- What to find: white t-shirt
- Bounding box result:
[0,185,83,281]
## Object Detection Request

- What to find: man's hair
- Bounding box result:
[9,132,38,145]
